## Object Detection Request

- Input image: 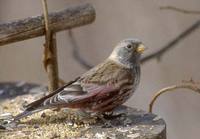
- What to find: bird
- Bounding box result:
[13,38,146,121]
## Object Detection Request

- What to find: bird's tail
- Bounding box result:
[13,107,44,122]
[12,78,79,122]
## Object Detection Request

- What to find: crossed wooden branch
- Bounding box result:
[0,3,95,91]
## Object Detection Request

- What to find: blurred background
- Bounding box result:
[0,0,200,138]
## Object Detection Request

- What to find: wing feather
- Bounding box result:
[26,60,134,110]
[43,81,118,107]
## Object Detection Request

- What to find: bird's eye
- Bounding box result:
[126,44,132,49]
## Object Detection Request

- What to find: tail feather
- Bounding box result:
[13,108,43,122]
[12,78,80,122]
[25,78,79,110]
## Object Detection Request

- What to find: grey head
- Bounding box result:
[108,38,146,68]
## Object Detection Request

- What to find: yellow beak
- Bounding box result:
[136,44,146,54]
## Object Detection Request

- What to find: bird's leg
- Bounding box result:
[94,113,113,128]
[102,111,116,119]
[104,112,126,119]
[102,106,128,120]
[102,112,122,119]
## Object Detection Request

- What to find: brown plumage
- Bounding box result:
[14,38,146,121]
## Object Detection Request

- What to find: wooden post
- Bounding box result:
[41,0,59,91]
[0,3,95,46]
[45,33,59,91]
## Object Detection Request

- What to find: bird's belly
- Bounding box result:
[118,87,135,104]
[88,87,134,112]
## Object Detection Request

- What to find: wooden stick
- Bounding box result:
[141,20,200,64]
[45,33,59,91]
[149,83,200,113]
[41,0,59,91]
[160,6,200,15]
[0,3,95,46]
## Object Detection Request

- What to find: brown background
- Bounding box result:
[0,0,200,138]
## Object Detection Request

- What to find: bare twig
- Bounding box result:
[160,6,200,15]
[42,0,59,91]
[65,8,199,69]
[42,0,50,40]
[149,83,200,113]
[42,0,51,71]
[141,20,200,64]
[68,30,93,69]
[68,19,200,67]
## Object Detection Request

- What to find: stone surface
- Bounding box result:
[0,82,166,139]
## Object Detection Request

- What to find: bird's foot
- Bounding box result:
[94,113,113,128]
[102,111,125,120]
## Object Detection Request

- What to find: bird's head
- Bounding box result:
[108,38,146,68]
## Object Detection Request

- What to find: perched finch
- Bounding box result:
[14,38,146,121]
